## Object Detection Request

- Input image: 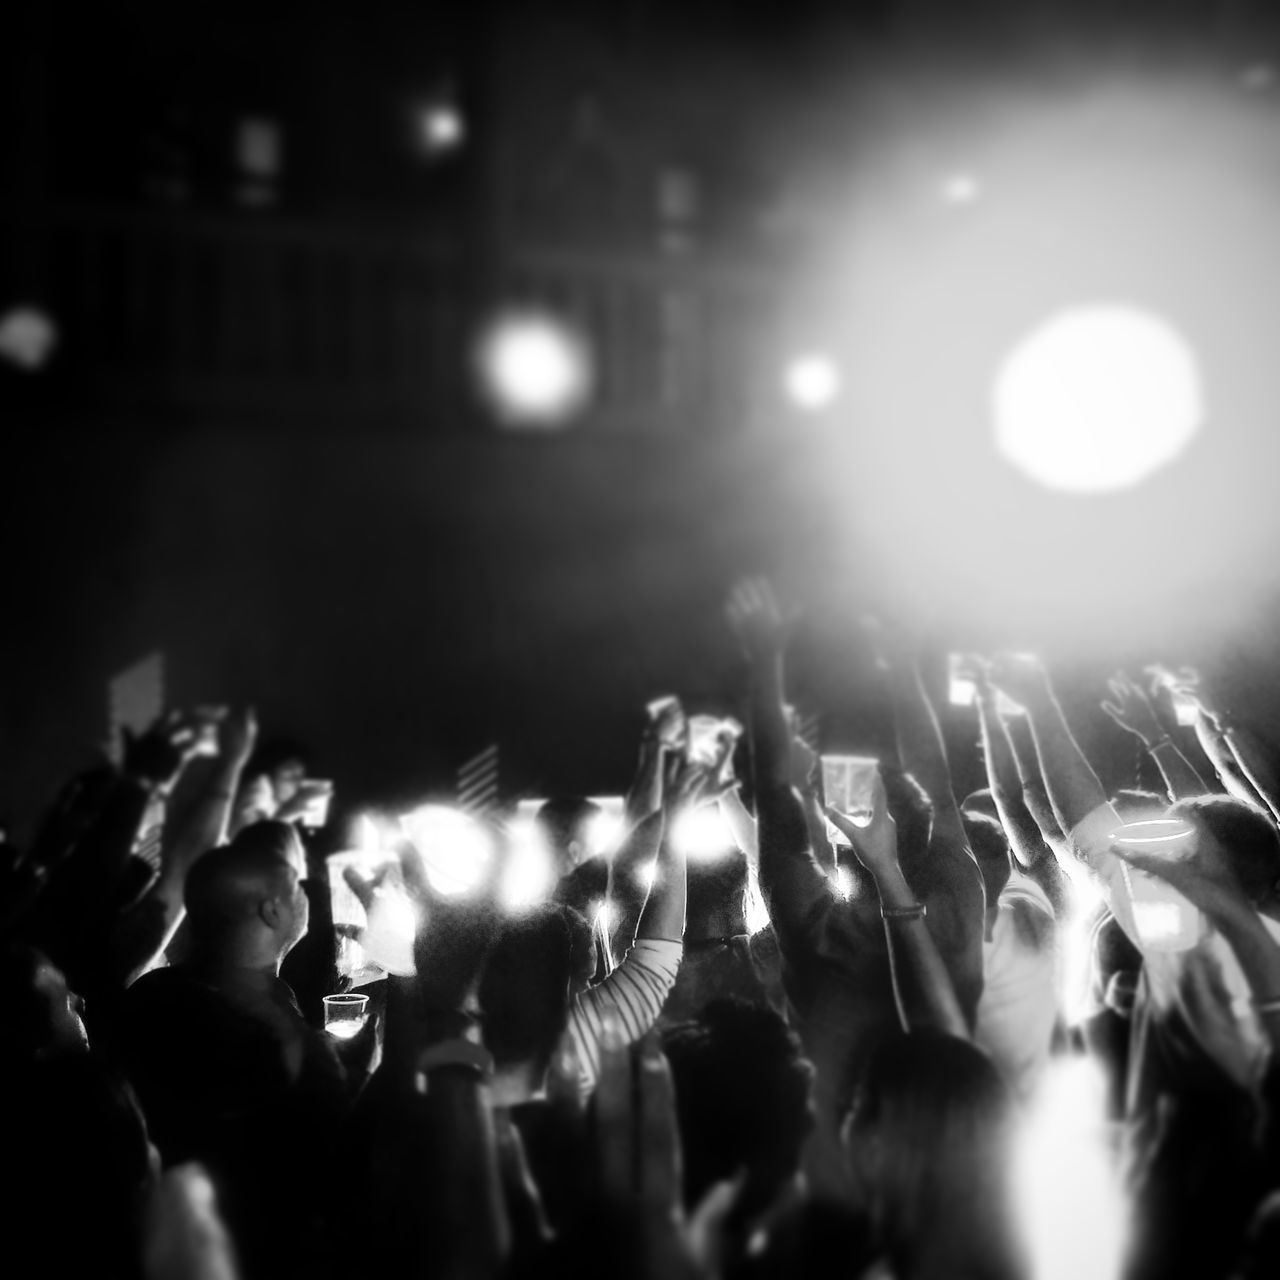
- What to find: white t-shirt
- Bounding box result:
[1068,802,1280,1091]
[975,870,1058,1099]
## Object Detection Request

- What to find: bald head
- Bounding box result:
[184,822,309,963]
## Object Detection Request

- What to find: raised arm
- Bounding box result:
[826,784,967,1039]
[112,708,258,984]
[726,579,833,940]
[1100,672,1210,801]
[988,655,1109,835]
[367,839,511,1280]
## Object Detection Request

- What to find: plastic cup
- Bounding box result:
[323,993,369,1040]
[1109,820,1203,952]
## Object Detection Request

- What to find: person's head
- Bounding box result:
[536,796,603,877]
[478,903,595,1089]
[844,1031,1020,1274]
[685,851,749,942]
[245,737,309,806]
[663,1000,814,1229]
[1168,794,1280,906]
[964,813,1012,934]
[183,821,309,971]
[0,944,89,1062]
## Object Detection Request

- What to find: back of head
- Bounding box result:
[184,821,304,951]
[1171,794,1280,903]
[479,903,594,1075]
[537,796,603,874]
[847,1031,1016,1267]
[685,851,749,941]
[662,999,814,1221]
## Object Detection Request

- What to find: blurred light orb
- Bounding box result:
[784,353,841,411]
[0,307,58,370]
[940,172,981,204]
[477,311,592,428]
[420,103,465,153]
[994,305,1203,494]
[399,804,494,897]
[671,807,735,861]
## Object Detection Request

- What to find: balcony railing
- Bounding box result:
[6,202,787,430]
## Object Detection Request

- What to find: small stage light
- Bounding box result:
[420,103,465,153]
[476,310,593,428]
[0,307,58,371]
[784,353,841,412]
[994,304,1203,494]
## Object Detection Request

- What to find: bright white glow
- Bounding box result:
[477,311,592,427]
[584,797,627,858]
[994,304,1203,493]
[501,822,555,910]
[671,807,735,860]
[834,866,855,900]
[1013,1057,1127,1280]
[940,172,981,204]
[421,104,464,152]
[0,307,57,370]
[399,804,494,897]
[362,885,419,976]
[784,353,841,411]
[744,869,771,934]
[638,863,657,893]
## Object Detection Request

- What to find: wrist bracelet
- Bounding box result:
[1146,735,1173,752]
[1252,997,1280,1015]
[414,1038,496,1094]
[881,903,927,921]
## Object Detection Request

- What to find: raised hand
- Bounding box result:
[396,820,512,1011]
[122,709,213,792]
[594,1026,740,1280]
[825,769,898,880]
[1101,673,1167,746]
[219,705,258,770]
[726,577,791,665]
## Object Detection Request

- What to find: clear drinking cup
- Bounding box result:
[323,993,369,1040]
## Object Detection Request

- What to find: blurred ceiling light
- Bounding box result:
[784,353,841,412]
[477,310,593,428]
[0,307,57,371]
[993,304,1203,494]
[500,823,555,911]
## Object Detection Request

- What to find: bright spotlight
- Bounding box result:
[784,353,841,412]
[399,804,494,896]
[0,307,58,371]
[477,310,592,428]
[501,822,555,911]
[670,807,735,861]
[994,304,1203,494]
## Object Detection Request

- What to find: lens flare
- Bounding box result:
[476,310,592,427]
[784,353,841,411]
[399,804,494,896]
[994,304,1203,494]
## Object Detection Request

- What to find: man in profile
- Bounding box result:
[118,821,347,1278]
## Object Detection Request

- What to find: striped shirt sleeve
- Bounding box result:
[568,938,683,1091]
